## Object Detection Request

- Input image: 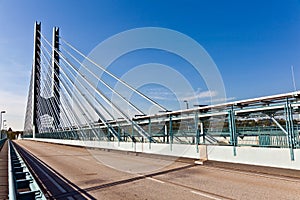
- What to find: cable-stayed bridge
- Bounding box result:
[2,22,300,200]
[22,22,300,157]
[23,22,169,142]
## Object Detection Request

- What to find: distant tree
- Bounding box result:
[7,128,20,140]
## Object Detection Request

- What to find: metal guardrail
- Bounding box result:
[8,140,46,200]
[0,138,6,150]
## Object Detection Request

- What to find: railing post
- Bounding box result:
[195,111,200,152]
[228,106,237,156]
[117,125,121,146]
[169,114,173,151]
[131,120,135,148]
[148,117,151,149]
[285,99,295,161]
[107,126,110,141]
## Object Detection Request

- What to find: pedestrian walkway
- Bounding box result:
[0,140,8,200]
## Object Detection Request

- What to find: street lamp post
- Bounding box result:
[0,111,5,139]
[0,111,6,131]
[2,120,6,130]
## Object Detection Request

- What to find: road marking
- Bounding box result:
[78,157,90,161]
[146,177,165,184]
[190,190,222,200]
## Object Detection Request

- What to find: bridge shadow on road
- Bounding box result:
[83,163,196,193]
[14,141,197,199]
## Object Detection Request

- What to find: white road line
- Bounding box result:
[78,157,90,161]
[97,161,103,165]
[146,177,165,184]
[190,190,223,200]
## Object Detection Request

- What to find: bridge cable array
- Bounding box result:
[24,27,165,142]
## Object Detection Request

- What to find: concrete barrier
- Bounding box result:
[206,145,300,170]
[24,138,300,170]
[24,138,200,159]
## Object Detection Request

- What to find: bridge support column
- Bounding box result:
[200,122,204,143]
[228,107,237,156]
[32,22,42,137]
[285,99,295,161]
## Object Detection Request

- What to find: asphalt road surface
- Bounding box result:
[14,140,300,200]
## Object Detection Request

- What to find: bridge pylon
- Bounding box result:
[32,22,41,137]
[28,22,61,137]
[52,27,60,129]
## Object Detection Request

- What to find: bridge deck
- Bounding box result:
[14,140,300,200]
[0,141,8,200]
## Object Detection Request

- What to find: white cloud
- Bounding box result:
[140,87,219,102]
[139,87,176,101]
[181,90,218,101]
[0,90,27,131]
[180,89,236,104]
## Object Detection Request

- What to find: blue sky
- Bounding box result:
[0,0,300,130]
